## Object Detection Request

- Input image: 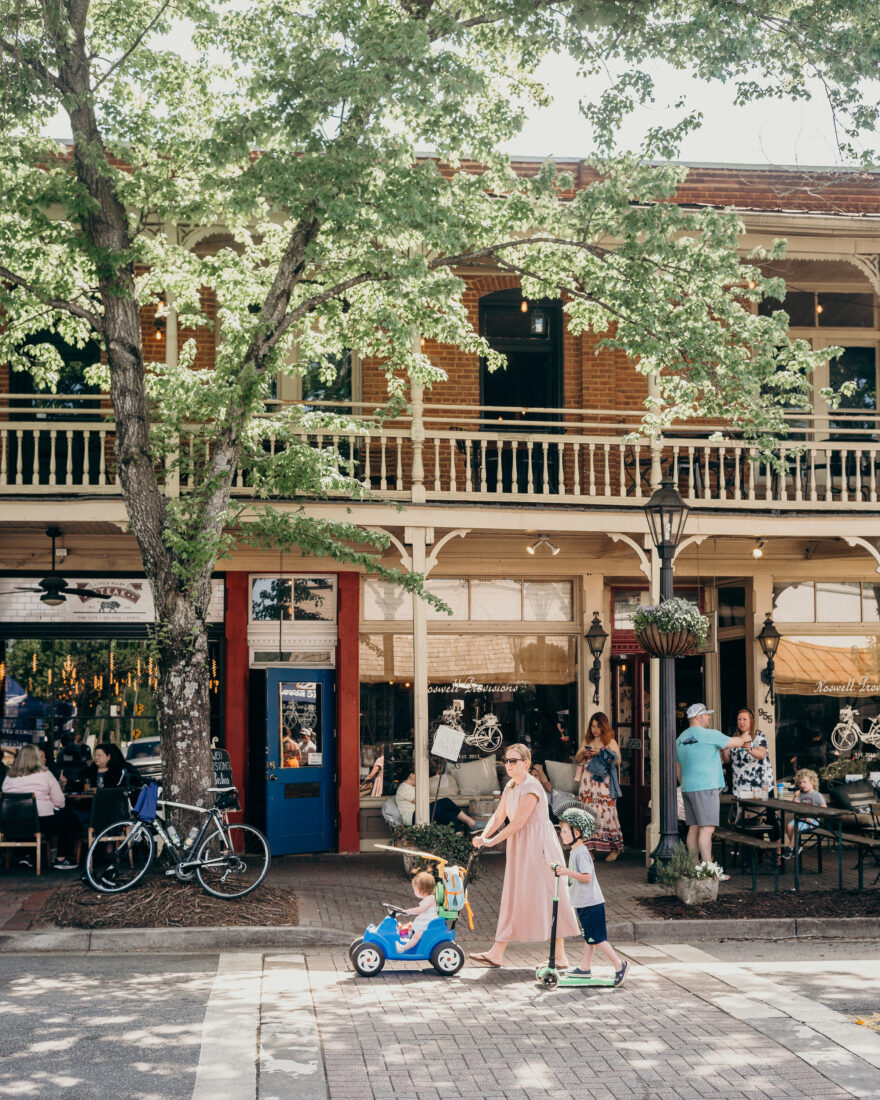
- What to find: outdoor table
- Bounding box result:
[733,796,855,891]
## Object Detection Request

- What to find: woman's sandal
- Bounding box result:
[469,952,501,967]
[605,850,620,862]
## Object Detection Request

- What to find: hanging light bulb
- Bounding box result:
[520,300,528,313]
[32,652,37,672]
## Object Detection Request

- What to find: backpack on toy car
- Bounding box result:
[440,864,466,911]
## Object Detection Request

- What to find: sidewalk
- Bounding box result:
[1,845,877,940]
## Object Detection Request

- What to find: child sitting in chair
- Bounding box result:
[396,871,438,953]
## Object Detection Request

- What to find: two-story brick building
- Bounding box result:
[4,161,880,859]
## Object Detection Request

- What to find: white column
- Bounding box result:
[751,574,778,778]
[408,528,430,824]
[646,546,661,864]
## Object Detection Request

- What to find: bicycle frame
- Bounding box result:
[143,799,233,873]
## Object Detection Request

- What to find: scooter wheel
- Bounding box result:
[541,970,559,990]
[348,938,365,960]
[352,942,386,977]
[430,942,465,976]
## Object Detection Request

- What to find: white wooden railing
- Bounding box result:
[4,396,880,510]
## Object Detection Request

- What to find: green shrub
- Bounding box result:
[654,842,698,887]
[391,823,480,881]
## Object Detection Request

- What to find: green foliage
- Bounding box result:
[820,756,880,783]
[392,823,479,881]
[654,842,698,887]
[633,598,709,646]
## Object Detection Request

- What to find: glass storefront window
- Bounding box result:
[523,581,572,621]
[251,576,336,622]
[717,586,746,629]
[426,579,469,621]
[279,682,322,766]
[470,580,521,620]
[773,582,816,621]
[816,582,862,623]
[363,579,410,621]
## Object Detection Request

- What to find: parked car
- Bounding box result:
[125,736,162,782]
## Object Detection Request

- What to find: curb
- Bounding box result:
[3,914,878,952]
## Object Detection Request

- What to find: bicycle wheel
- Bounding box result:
[195,824,270,899]
[831,723,858,752]
[84,820,155,893]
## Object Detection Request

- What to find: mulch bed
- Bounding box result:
[639,888,880,920]
[36,874,298,929]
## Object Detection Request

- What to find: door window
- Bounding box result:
[279,681,322,766]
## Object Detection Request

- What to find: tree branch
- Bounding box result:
[0,265,103,332]
[92,0,174,90]
[0,33,61,89]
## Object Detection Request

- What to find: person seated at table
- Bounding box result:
[2,744,81,870]
[297,729,317,761]
[394,766,480,833]
[85,743,143,790]
[781,768,825,859]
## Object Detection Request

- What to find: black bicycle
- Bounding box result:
[84,786,270,899]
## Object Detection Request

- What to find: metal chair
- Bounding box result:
[0,793,49,876]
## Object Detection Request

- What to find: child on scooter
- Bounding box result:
[395,871,439,953]
[556,808,628,985]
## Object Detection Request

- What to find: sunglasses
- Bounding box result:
[502,757,525,764]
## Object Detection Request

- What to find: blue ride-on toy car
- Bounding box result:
[349,848,476,977]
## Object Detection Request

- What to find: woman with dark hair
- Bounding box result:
[85,743,143,790]
[575,712,624,860]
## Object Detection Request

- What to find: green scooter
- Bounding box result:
[535,861,616,990]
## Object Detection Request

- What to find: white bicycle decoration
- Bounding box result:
[830,706,880,752]
[433,706,504,754]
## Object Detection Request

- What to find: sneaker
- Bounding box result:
[53,858,78,871]
[781,846,794,860]
[614,961,628,987]
[569,967,592,977]
[718,873,731,882]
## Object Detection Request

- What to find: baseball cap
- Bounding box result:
[686,703,713,719]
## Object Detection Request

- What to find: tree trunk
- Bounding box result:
[155,615,215,828]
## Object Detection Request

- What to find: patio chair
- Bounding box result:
[86,788,133,850]
[0,793,50,876]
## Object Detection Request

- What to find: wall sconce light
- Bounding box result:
[526,535,559,556]
[757,612,781,704]
[154,297,168,342]
[752,540,765,559]
[585,611,609,705]
[520,299,528,313]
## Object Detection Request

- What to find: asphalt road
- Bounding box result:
[0,954,218,1100]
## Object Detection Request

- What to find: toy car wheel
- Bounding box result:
[541,970,559,990]
[352,943,386,977]
[430,942,465,976]
[348,938,365,960]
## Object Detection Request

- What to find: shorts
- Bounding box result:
[682,788,720,827]
[795,818,819,832]
[576,903,608,945]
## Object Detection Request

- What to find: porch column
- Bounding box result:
[410,332,426,504]
[751,574,778,778]
[646,544,661,864]
[407,526,431,823]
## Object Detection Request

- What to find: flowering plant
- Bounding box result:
[691,860,724,881]
[632,597,709,646]
[655,842,723,885]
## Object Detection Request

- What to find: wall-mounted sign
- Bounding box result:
[0,578,224,624]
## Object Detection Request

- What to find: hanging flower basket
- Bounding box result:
[632,597,709,659]
[635,622,697,658]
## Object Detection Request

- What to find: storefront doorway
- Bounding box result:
[611,655,651,848]
[265,668,336,854]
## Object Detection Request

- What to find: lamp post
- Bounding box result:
[644,477,689,876]
[585,612,609,705]
[757,613,781,704]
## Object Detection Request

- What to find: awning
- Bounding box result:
[774,637,880,695]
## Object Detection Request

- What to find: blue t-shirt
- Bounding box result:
[676,727,729,793]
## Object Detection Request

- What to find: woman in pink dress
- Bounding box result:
[575,712,624,859]
[470,743,579,967]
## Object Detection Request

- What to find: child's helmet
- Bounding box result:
[559,807,597,841]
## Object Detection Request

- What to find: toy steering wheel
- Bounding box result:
[382,902,405,917]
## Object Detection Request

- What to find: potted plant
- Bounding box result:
[391,823,479,880]
[633,597,709,658]
[656,842,723,905]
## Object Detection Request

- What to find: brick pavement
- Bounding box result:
[301,944,857,1099]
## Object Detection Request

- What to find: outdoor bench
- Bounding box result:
[800,828,880,890]
[713,827,780,893]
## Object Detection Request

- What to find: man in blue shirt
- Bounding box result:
[676,703,752,863]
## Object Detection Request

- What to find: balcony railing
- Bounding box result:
[4,396,880,510]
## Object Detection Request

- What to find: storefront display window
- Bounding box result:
[251,576,336,622]
[774,633,880,774]
[362,578,574,623]
[774,581,880,624]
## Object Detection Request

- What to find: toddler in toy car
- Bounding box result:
[395,871,438,953]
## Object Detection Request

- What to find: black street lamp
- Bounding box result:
[585,612,609,705]
[643,477,689,878]
[757,613,782,704]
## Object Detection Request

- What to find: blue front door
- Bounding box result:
[266,669,336,854]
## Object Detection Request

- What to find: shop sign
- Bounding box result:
[0,577,224,624]
[815,677,880,695]
[428,678,530,695]
[431,724,465,761]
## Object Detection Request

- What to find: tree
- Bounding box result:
[0,0,856,809]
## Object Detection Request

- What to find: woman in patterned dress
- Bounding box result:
[726,707,774,793]
[575,712,624,861]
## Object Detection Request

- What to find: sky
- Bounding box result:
[501,56,854,167]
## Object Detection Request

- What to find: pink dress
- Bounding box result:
[494,775,580,943]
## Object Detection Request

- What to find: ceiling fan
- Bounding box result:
[12,527,108,606]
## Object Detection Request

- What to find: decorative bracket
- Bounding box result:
[673,534,707,563]
[841,535,880,574]
[608,533,652,579]
[425,529,470,577]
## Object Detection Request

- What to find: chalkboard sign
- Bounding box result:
[211,748,241,811]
